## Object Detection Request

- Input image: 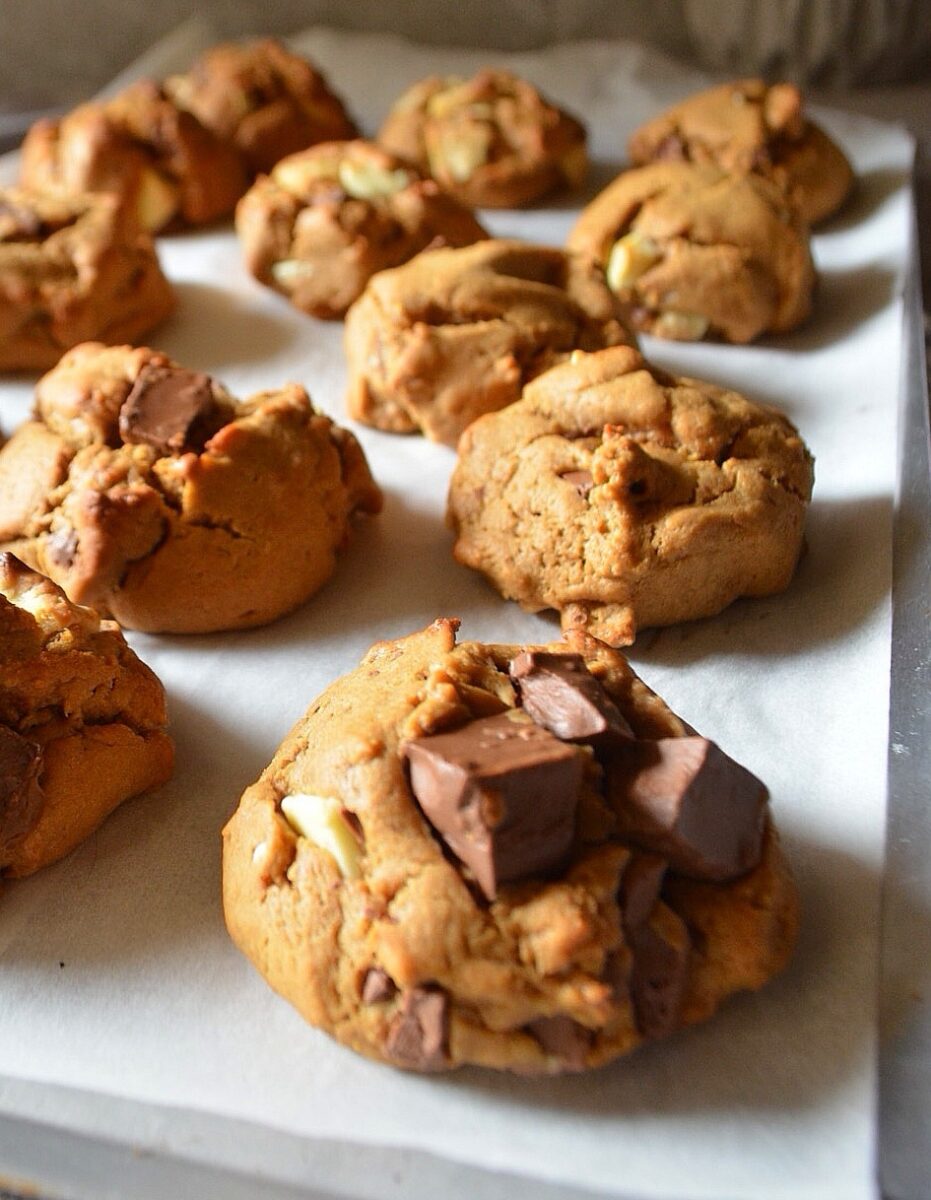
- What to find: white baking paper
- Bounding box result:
[0,27,917,1200]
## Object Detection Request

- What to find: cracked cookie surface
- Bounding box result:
[222,618,798,1074]
[378,69,587,209]
[0,553,173,877]
[236,139,488,320]
[567,161,815,344]
[0,187,175,371]
[628,79,854,226]
[344,239,635,445]
[20,81,247,233]
[166,38,358,177]
[0,342,382,633]
[448,345,813,645]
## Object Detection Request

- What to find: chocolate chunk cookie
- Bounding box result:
[20,81,247,233]
[344,239,635,445]
[0,342,382,633]
[448,346,813,645]
[378,69,587,208]
[236,140,488,320]
[628,79,854,226]
[165,38,358,177]
[0,187,175,371]
[0,553,173,877]
[567,162,815,344]
[222,618,798,1074]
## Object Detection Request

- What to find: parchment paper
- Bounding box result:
[0,27,916,1200]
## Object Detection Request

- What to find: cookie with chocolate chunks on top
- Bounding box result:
[222,619,798,1074]
[0,342,382,633]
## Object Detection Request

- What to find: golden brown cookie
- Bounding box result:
[165,38,358,176]
[344,239,635,445]
[0,342,382,633]
[378,69,587,208]
[20,81,248,233]
[0,553,173,878]
[448,346,813,646]
[222,618,798,1074]
[236,140,488,320]
[628,79,854,226]
[0,187,175,371]
[567,161,815,344]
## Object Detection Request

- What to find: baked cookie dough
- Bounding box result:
[567,161,815,344]
[222,618,798,1074]
[0,342,382,633]
[236,140,488,320]
[378,69,587,208]
[344,239,635,445]
[166,38,358,176]
[0,187,175,371]
[448,346,813,645]
[0,553,173,878]
[20,81,247,233]
[628,79,854,226]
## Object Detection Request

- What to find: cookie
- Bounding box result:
[448,346,813,646]
[20,81,248,233]
[0,553,173,878]
[222,618,798,1074]
[567,161,815,344]
[0,187,175,371]
[378,69,587,208]
[0,342,382,633]
[166,38,358,176]
[236,140,488,320]
[628,79,854,226]
[344,239,635,445]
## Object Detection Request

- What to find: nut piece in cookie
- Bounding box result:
[0,187,175,372]
[236,139,488,319]
[166,38,358,176]
[344,239,635,445]
[0,342,382,633]
[448,345,814,646]
[222,618,798,1073]
[568,162,815,344]
[0,553,173,877]
[628,79,854,226]
[20,80,247,233]
[378,69,587,209]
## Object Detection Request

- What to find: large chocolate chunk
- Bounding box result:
[0,726,44,853]
[607,736,767,881]
[527,1015,591,1070]
[403,711,583,900]
[385,987,448,1071]
[118,363,219,456]
[620,852,667,932]
[510,651,633,745]
[629,903,689,1039]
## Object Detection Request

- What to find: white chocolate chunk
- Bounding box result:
[280,793,362,879]
[273,157,340,195]
[430,128,490,182]
[605,232,661,292]
[136,167,179,232]
[337,159,412,200]
[652,310,710,341]
[271,258,315,286]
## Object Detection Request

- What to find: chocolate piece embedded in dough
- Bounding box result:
[629,903,690,1038]
[403,710,583,900]
[620,852,667,931]
[527,1015,592,1070]
[561,469,594,497]
[118,364,218,456]
[607,736,767,881]
[510,650,633,744]
[361,967,397,1005]
[385,987,448,1071]
[0,726,44,852]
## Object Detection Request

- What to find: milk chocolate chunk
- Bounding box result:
[385,986,448,1071]
[527,1015,592,1070]
[0,726,44,852]
[620,853,667,932]
[361,967,396,1005]
[629,903,689,1039]
[608,736,767,881]
[118,364,219,456]
[561,469,593,498]
[510,651,633,745]
[403,711,583,900]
